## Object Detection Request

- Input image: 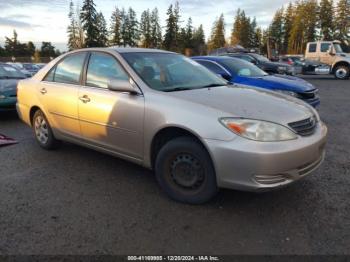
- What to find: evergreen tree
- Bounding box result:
[96,12,108,47]
[67,0,79,50]
[283,3,295,53]
[334,0,350,49]
[269,8,284,54]
[40,42,56,57]
[163,4,176,50]
[185,17,193,49]
[208,14,226,51]
[288,2,305,54]
[230,9,253,48]
[80,0,100,47]
[140,9,152,48]
[127,8,139,47]
[319,0,334,40]
[304,0,318,43]
[150,8,162,48]
[4,30,28,56]
[75,3,85,48]
[120,8,129,46]
[192,24,206,55]
[173,1,181,50]
[110,7,122,46]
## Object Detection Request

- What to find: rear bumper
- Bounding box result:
[205,122,327,191]
[16,102,31,126]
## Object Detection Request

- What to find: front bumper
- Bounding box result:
[205,122,327,191]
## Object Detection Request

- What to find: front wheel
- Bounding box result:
[334,65,350,80]
[155,137,218,204]
[33,110,60,150]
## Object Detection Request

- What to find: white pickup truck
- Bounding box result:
[305,41,350,80]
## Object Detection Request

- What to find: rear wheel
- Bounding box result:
[334,65,350,80]
[33,110,60,150]
[155,137,218,204]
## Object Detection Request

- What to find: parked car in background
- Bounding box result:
[220,52,296,76]
[35,63,47,69]
[0,63,26,111]
[22,63,40,75]
[6,62,32,77]
[305,41,350,79]
[192,56,320,108]
[279,55,330,75]
[17,48,327,204]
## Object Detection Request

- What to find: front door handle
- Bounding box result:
[40,88,47,94]
[79,95,91,103]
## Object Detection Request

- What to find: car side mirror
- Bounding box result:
[327,47,335,56]
[251,60,258,65]
[108,79,140,94]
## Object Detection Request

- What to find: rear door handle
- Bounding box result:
[79,95,91,103]
[40,88,47,94]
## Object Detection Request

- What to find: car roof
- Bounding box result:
[71,47,174,54]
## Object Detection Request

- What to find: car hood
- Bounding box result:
[167,86,315,126]
[0,79,19,94]
[234,74,315,93]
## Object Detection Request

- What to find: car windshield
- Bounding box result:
[0,64,25,79]
[219,58,268,77]
[23,64,38,70]
[121,52,227,92]
[334,44,343,53]
[249,53,270,62]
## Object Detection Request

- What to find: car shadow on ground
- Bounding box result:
[57,140,314,210]
[0,110,19,120]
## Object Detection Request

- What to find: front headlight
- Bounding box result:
[220,118,297,142]
[0,94,6,99]
[275,90,299,98]
[278,66,287,71]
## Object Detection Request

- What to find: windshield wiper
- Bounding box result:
[199,83,226,88]
[163,87,192,92]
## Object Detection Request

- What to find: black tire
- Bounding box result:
[32,110,60,150]
[334,65,350,80]
[155,137,218,204]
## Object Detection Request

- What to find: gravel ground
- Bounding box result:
[0,75,349,255]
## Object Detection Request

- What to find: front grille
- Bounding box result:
[288,117,317,136]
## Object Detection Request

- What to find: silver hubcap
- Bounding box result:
[336,68,347,79]
[34,115,49,144]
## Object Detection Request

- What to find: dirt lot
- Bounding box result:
[0,75,349,255]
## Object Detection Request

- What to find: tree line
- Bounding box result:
[1,0,348,58]
[268,0,350,54]
[68,0,206,55]
[0,30,61,59]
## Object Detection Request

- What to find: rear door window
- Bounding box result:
[44,53,87,84]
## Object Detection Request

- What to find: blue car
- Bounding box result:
[192,56,320,107]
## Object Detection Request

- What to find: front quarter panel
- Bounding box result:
[142,91,237,168]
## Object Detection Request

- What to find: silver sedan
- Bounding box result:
[16,48,327,204]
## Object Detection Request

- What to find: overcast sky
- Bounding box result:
[0,0,293,51]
